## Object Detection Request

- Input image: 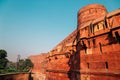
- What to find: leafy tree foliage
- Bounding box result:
[0,49,7,59]
[6,61,17,72]
[0,49,8,69]
[18,58,33,72]
[25,59,33,67]
[0,49,33,74]
[0,58,8,69]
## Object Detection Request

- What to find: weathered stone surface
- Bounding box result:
[29,53,47,80]
[29,53,47,73]
[46,4,120,80]
[78,4,107,29]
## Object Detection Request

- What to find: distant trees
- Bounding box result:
[6,61,17,72]
[0,49,34,74]
[18,59,33,72]
[6,58,33,73]
[25,59,33,68]
[0,50,8,69]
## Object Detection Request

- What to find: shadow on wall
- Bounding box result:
[68,30,81,80]
[28,72,33,80]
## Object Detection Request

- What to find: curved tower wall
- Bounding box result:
[77,4,107,29]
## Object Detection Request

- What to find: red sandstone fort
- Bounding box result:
[30,4,120,80]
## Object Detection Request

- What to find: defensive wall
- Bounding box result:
[29,53,47,80]
[46,4,120,80]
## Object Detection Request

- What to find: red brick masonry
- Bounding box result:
[29,53,47,74]
[46,4,120,80]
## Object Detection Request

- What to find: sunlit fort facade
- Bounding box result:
[30,4,120,80]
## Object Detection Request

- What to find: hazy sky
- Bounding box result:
[0,0,120,61]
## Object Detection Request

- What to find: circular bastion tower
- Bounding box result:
[77,4,108,30]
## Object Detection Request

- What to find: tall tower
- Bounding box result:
[77,4,107,29]
[77,4,108,39]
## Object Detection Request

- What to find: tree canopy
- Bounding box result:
[0,49,34,74]
[18,58,33,72]
[0,49,8,69]
[0,49,7,59]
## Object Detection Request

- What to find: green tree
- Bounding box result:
[0,50,7,59]
[18,59,25,71]
[0,58,8,69]
[18,58,33,72]
[25,59,33,68]
[6,61,17,72]
[0,49,8,69]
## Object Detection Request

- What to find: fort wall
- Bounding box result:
[46,4,120,80]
